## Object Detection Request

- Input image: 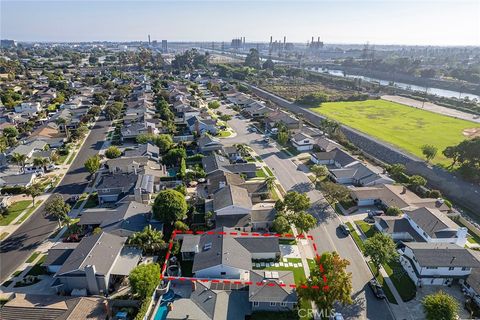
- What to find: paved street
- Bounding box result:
[0,116,111,282]
[220,106,393,320]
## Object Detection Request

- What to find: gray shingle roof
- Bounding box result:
[213,185,252,211]
[249,270,297,303]
[312,147,357,167]
[56,232,126,276]
[405,243,480,268]
[406,207,460,239]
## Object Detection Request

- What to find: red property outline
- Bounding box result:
[160,230,330,291]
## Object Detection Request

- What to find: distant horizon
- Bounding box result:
[1,0,479,46]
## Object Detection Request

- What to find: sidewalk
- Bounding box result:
[350,222,411,320]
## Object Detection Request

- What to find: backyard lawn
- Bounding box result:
[253,258,311,285]
[311,99,477,164]
[0,200,32,226]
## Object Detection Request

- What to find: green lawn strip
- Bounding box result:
[367,262,398,305]
[346,222,365,252]
[270,187,280,201]
[255,156,263,162]
[217,130,231,137]
[12,270,22,277]
[0,232,8,240]
[311,99,476,165]
[279,238,297,245]
[26,251,41,263]
[15,200,43,225]
[355,220,377,238]
[66,149,78,165]
[383,260,416,302]
[255,169,267,178]
[26,255,48,277]
[0,200,32,226]
[468,237,478,244]
[255,258,306,285]
[264,167,274,176]
[56,154,68,165]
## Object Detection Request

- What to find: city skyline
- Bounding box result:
[1,0,479,46]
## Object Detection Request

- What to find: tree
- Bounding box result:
[174,220,189,232]
[409,175,427,189]
[311,164,329,182]
[88,56,99,65]
[208,100,220,109]
[152,189,188,224]
[388,163,406,178]
[129,263,161,299]
[298,252,352,315]
[33,157,49,170]
[244,48,261,69]
[364,233,398,275]
[272,216,290,234]
[11,152,27,171]
[264,176,276,192]
[386,206,402,216]
[277,130,289,145]
[26,183,42,205]
[262,59,275,70]
[319,181,350,203]
[443,137,480,175]
[105,103,122,120]
[292,212,317,233]
[163,147,186,166]
[275,191,310,214]
[421,144,438,162]
[155,134,173,153]
[127,225,166,255]
[84,155,101,175]
[105,146,122,159]
[422,291,459,320]
[45,194,71,228]
[3,127,19,139]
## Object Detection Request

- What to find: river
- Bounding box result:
[309,67,480,101]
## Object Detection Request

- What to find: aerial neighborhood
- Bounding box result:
[1,20,480,320]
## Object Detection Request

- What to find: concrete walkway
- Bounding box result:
[350,222,412,320]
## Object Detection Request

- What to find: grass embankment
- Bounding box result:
[311,99,476,164]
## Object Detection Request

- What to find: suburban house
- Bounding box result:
[197,135,223,153]
[163,281,252,320]
[310,147,357,167]
[95,172,138,203]
[315,137,339,152]
[290,132,314,151]
[242,102,272,119]
[213,184,252,216]
[249,270,298,311]
[124,143,160,161]
[9,140,48,159]
[398,242,480,286]
[121,122,148,141]
[0,294,107,320]
[328,162,394,186]
[0,173,36,188]
[44,242,79,274]
[202,154,257,178]
[51,232,142,295]
[350,184,451,213]
[77,201,160,237]
[14,102,41,114]
[374,207,468,246]
[106,156,150,174]
[181,228,280,279]
[265,111,301,133]
[187,115,218,135]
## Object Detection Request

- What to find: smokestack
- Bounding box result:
[270,36,273,44]
[284,36,286,44]
[318,36,320,42]
[312,36,314,43]
[148,34,151,45]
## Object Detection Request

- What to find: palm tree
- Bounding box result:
[127,225,166,255]
[11,153,27,172]
[33,157,50,171]
[265,176,276,192]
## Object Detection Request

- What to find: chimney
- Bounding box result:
[85,265,99,295]
[402,186,407,194]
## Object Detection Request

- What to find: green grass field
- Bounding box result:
[311,99,477,164]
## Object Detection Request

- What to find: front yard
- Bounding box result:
[0,200,32,226]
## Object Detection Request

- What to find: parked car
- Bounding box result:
[369,279,386,299]
[330,313,344,320]
[368,210,385,218]
[339,223,350,235]
[363,216,375,224]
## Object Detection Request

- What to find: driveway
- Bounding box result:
[219,104,393,319]
[0,116,111,282]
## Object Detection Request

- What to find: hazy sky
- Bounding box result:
[1,0,479,45]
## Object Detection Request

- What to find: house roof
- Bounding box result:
[0,294,107,320]
[351,184,450,212]
[329,162,383,183]
[44,243,79,267]
[124,143,159,158]
[312,147,357,167]
[96,173,138,191]
[213,185,252,211]
[198,135,222,149]
[291,132,312,143]
[374,216,425,242]
[191,227,280,273]
[249,270,297,303]
[2,173,35,186]
[10,141,47,157]
[56,232,126,276]
[215,213,251,229]
[106,156,149,169]
[405,207,461,239]
[206,170,245,194]
[405,243,480,268]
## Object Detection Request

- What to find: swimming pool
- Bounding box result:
[152,290,176,320]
